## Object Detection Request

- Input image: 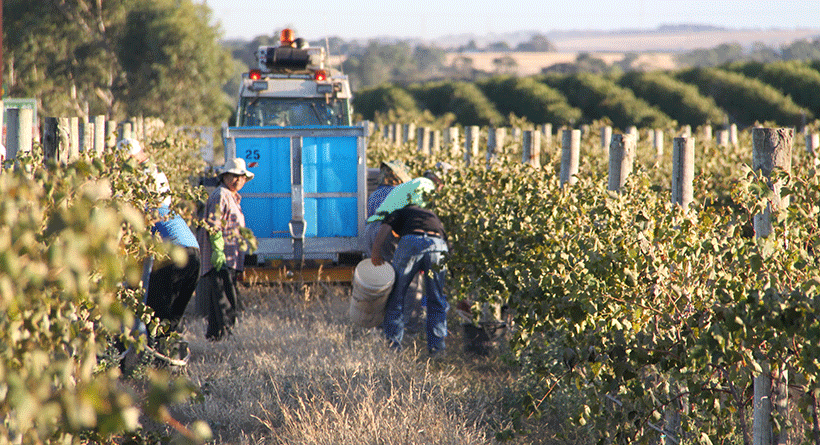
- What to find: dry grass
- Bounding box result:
[140,283,572,445]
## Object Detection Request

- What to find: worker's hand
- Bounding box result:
[210,231,226,271]
[371,252,384,266]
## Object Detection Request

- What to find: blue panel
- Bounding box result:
[303,137,358,194]
[236,136,291,195]
[303,198,318,237]
[233,131,361,242]
[302,136,359,238]
[235,136,292,239]
[242,197,291,238]
[315,197,358,237]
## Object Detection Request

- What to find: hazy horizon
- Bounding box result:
[202,0,820,42]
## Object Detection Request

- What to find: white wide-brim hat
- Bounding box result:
[219,157,255,180]
[116,138,142,156]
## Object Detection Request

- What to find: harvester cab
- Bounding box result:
[236,29,352,127]
[223,29,370,283]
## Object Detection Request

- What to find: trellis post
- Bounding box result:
[559,129,580,185]
[671,136,695,210]
[522,130,541,168]
[6,108,33,160]
[751,127,793,445]
[464,126,480,166]
[608,133,635,191]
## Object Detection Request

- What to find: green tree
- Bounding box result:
[3,0,232,125]
[515,33,556,52]
[676,42,745,67]
[117,0,234,125]
[342,41,416,90]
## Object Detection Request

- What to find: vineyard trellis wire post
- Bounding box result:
[805,133,819,157]
[5,108,33,160]
[464,125,480,165]
[671,136,695,210]
[601,125,612,151]
[444,127,459,156]
[730,123,739,147]
[559,128,580,186]
[431,129,441,154]
[701,124,713,143]
[654,129,665,162]
[751,127,794,445]
[402,123,416,145]
[608,133,636,191]
[628,125,639,144]
[93,115,106,154]
[539,123,553,151]
[417,126,431,155]
[717,129,730,147]
[522,129,541,169]
[661,134,697,445]
[487,127,506,165]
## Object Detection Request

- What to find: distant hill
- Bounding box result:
[435,26,820,53]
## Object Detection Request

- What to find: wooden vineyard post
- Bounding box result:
[701,124,713,143]
[93,115,106,154]
[106,120,117,150]
[654,129,665,161]
[608,133,635,191]
[402,123,415,145]
[805,132,819,157]
[69,117,80,161]
[445,127,459,157]
[600,125,612,151]
[464,125,480,166]
[730,123,739,147]
[522,130,541,168]
[628,125,639,144]
[671,136,695,210]
[559,129,580,185]
[42,117,72,163]
[540,123,553,152]
[430,129,441,154]
[487,127,506,164]
[417,127,431,155]
[751,127,793,445]
[6,108,33,160]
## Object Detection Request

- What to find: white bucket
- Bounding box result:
[349,259,395,328]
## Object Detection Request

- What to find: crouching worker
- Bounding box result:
[370,198,449,355]
[197,157,255,341]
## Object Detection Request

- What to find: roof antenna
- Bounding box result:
[325,36,341,73]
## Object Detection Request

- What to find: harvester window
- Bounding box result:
[238,98,350,127]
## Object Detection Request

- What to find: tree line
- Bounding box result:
[352,61,820,130]
[4,1,820,129]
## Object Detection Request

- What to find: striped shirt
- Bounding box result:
[367,185,396,218]
[198,185,247,275]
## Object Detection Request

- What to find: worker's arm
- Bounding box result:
[370,223,393,266]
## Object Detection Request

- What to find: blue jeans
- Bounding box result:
[382,234,449,352]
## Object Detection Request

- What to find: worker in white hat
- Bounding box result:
[116,137,201,369]
[197,157,255,341]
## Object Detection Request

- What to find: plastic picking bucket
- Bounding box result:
[349,259,395,328]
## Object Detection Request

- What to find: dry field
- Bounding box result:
[444,51,677,75]
[139,283,584,445]
[443,27,820,75]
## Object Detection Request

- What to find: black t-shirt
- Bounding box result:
[383,206,447,241]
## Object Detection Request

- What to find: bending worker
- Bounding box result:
[370,166,450,355]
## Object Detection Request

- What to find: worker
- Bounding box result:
[370,163,451,354]
[117,138,200,336]
[364,160,412,259]
[197,157,255,341]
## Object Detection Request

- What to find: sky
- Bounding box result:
[201,0,820,42]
